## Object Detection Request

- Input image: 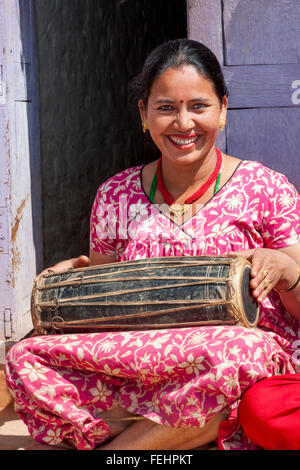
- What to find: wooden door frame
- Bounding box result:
[187,0,226,152]
[0,0,43,362]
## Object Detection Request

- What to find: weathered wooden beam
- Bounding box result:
[224,64,300,109]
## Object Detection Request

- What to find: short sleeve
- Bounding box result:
[89,165,144,259]
[261,170,300,249]
[89,183,118,256]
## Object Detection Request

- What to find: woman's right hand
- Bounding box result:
[34,255,90,283]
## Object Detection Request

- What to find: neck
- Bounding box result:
[160,147,218,198]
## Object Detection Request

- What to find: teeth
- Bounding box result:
[169,136,198,145]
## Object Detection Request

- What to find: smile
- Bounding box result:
[167,135,200,148]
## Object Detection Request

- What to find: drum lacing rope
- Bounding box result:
[49,297,64,333]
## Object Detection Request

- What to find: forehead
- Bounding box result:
[149,65,217,100]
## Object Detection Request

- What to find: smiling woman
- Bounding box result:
[134,41,230,220]
[139,66,227,165]
[4,39,300,451]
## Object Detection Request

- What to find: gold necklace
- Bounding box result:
[169,204,191,217]
[154,149,223,217]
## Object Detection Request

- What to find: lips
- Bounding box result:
[167,134,200,149]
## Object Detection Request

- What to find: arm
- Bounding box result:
[275,244,300,319]
[234,169,300,318]
[34,254,90,282]
[35,249,116,283]
[89,248,116,266]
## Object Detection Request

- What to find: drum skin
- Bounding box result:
[31,256,259,335]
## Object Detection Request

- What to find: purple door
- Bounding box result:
[188,0,300,191]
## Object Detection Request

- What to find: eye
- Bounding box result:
[192,103,207,110]
[157,105,174,111]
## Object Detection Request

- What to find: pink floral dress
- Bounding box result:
[5,160,300,450]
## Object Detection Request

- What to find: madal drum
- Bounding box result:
[31,255,259,335]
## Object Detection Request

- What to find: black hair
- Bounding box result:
[130,39,228,106]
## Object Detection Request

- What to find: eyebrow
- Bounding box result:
[153,97,211,104]
[153,99,175,104]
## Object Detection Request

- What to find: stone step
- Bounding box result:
[0,366,12,412]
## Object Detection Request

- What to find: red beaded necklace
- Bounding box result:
[156,147,222,216]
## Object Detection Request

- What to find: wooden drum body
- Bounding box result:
[31,255,259,335]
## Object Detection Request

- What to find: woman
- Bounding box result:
[5,39,300,450]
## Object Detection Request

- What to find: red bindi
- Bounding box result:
[180,99,184,103]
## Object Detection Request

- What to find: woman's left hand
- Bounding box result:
[228,248,299,303]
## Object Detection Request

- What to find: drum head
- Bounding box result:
[240,264,259,326]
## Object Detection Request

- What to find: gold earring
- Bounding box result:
[142,121,148,133]
[220,119,226,131]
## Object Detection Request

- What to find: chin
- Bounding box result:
[165,148,210,166]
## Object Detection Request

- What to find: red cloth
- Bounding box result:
[239,373,300,450]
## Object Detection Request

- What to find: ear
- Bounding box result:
[138,99,147,123]
[220,95,228,122]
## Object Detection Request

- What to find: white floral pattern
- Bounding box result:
[5,161,300,450]
[90,161,300,259]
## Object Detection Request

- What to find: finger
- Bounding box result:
[34,267,56,283]
[249,255,265,277]
[256,279,275,303]
[251,264,273,288]
[227,249,255,261]
[227,249,255,259]
[251,269,278,302]
[250,266,267,288]
[34,271,46,283]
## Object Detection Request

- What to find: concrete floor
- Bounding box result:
[0,402,32,450]
[0,368,32,450]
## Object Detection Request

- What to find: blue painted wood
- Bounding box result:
[187,0,300,190]
[0,0,5,107]
[0,107,9,208]
[0,0,43,348]
[187,0,226,153]
[224,64,300,108]
[14,61,32,101]
[17,0,33,63]
[227,107,300,192]
[223,0,300,65]
[187,0,223,65]
[0,0,11,348]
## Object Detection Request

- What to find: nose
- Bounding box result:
[174,109,194,131]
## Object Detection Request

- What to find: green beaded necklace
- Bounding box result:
[149,170,158,203]
[149,165,222,204]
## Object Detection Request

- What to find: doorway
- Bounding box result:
[34,0,187,268]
